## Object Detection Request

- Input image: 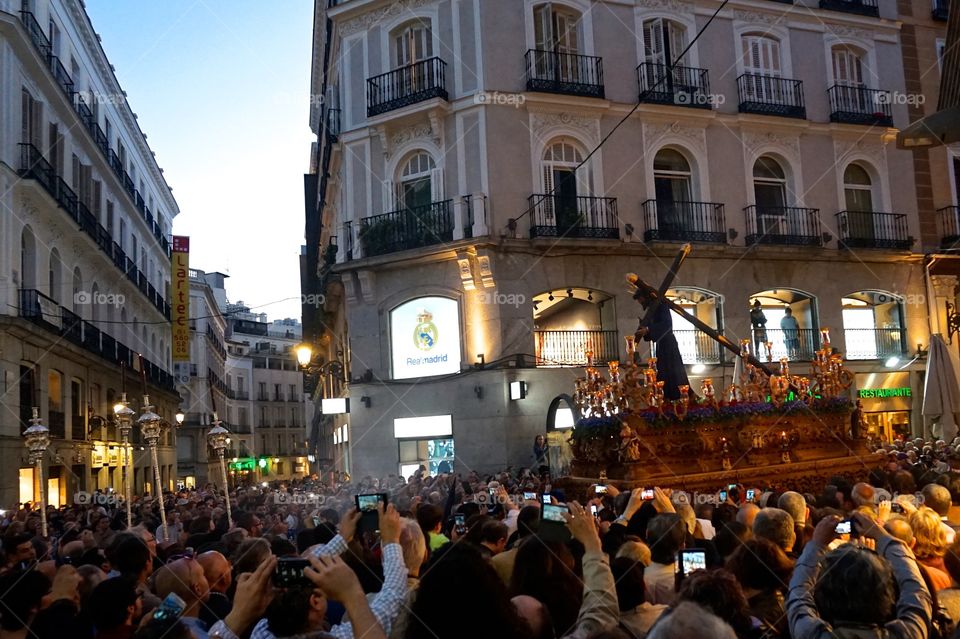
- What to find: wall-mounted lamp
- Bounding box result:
[509,381,528,400]
[474,386,483,399]
[360,396,372,408]
[476,354,485,368]
[821,232,833,245]
[690,364,707,375]
[321,397,350,414]
[916,343,928,358]
[728,228,738,241]
[885,356,901,369]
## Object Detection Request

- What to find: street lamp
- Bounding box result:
[295,343,313,368]
[137,396,168,541]
[22,408,49,538]
[206,413,233,528]
[113,393,135,528]
[175,411,185,426]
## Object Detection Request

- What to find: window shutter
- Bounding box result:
[430,167,444,202]
[542,165,555,221]
[31,99,43,149]
[534,3,552,50]
[382,179,395,213]
[93,180,102,217]
[667,20,687,65]
[644,19,665,65]
[21,91,30,146]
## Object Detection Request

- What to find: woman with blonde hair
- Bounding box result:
[909,505,952,590]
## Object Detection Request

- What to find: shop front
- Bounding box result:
[855,371,914,441]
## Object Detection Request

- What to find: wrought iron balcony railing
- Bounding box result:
[637,62,712,109]
[359,200,453,257]
[744,205,822,246]
[526,50,604,98]
[19,144,171,317]
[819,0,879,17]
[934,0,949,20]
[836,211,912,250]
[367,57,448,117]
[652,329,722,364]
[528,194,619,239]
[828,85,893,126]
[753,328,819,361]
[737,74,806,119]
[642,200,726,243]
[534,330,619,367]
[844,328,905,361]
[18,289,175,393]
[938,206,960,250]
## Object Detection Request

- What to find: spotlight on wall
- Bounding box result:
[509,381,528,400]
[587,291,593,302]
[691,363,707,374]
[321,398,350,414]
[566,288,573,298]
[360,396,372,408]
[885,356,901,368]
[548,292,555,302]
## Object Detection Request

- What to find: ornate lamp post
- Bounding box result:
[137,396,168,541]
[23,408,50,538]
[113,393,136,528]
[206,413,233,528]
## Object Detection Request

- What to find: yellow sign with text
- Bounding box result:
[171,236,190,361]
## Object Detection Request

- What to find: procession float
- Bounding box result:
[566,245,878,492]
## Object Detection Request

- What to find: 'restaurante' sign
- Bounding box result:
[858,387,912,399]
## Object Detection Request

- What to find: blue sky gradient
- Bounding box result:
[86,0,315,321]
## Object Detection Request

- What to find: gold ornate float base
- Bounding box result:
[566,409,879,492]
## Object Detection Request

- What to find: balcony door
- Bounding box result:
[397,151,437,212]
[742,35,783,102]
[642,19,687,89]
[534,3,583,82]
[844,163,877,240]
[832,46,867,111]
[753,156,788,235]
[393,22,433,95]
[543,141,588,233]
[654,149,693,234]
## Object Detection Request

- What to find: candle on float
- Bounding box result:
[625,335,636,355]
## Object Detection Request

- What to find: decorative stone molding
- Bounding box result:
[357,270,376,304]
[828,24,873,41]
[833,138,887,169]
[374,114,443,160]
[340,0,436,37]
[733,9,782,25]
[477,254,495,289]
[931,275,958,299]
[636,0,694,12]
[642,121,707,156]
[742,130,800,160]
[530,111,600,145]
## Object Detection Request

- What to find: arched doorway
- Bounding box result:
[842,291,905,361]
[532,288,616,366]
[748,289,819,361]
[545,394,577,478]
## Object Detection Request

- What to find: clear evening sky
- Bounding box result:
[86,0,315,322]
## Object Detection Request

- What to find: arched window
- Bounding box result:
[542,140,589,234]
[753,156,787,208]
[392,20,433,68]
[663,288,722,365]
[843,163,873,212]
[654,149,692,203]
[749,289,818,361]
[48,249,62,303]
[842,291,905,361]
[20,228,37,289]
[394,151,438,211]
[532,288,616,365]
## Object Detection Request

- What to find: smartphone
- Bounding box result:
[273,558,311,587]
[355,493,388,532]
[590,504,600,518]
[153,592,187,621]
[719,490,728,502]
[746,489,756,502]
[312,516,321,527]
[523,491,537,501]
[678,549,707,577]
[727,484,737,491]
[890,503,904,514]
[541,503,569,524]
[835,520,853,535]
[542,494,552,504]
[454,513,466,534]
[595,485,608,495]
[641,488,655,500]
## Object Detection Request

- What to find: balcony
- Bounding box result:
[744,205,823,246]
[359,200,453,257]
[844,328,905,361]
[819,0,879,17]
[828,85,893,127]
[367,57,448,117]
[641,200,726,243]
[19,289,175,391]
[934,0,949,20]
[325,108,341,141]
[637,63,712,109]
[528,194,619,239]
[938,206,960,249]
[652,329,722,364]
[737,74,806,119]
[836,211,912,250]
[757,328,819,361]
[525,50,604,99]
[534,330,618,367]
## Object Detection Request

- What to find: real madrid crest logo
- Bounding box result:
[413,309,438,351]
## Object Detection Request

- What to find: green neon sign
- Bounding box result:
[228,459,256,471]
[859,387,911,399]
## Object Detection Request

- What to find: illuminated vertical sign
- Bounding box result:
[171,236,190,361]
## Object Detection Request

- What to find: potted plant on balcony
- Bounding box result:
[359,217,398,257]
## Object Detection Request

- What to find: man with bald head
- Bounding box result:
[197,551,232,627]
[153,557,210,638]
[851,482,876,513]
[736,503,760,530]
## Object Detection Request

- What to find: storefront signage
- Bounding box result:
[171,236,190,361]
[858,387,912,399]
[229,459,255,472]
[390,297,461,379]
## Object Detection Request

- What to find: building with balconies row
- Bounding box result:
[0,0,180,506]
[303,0,955,479]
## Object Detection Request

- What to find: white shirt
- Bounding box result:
[643,561,677,606]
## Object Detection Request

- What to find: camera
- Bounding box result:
[274,558,311,587]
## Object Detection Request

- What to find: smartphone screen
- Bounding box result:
[719,490,728,502]
[641,488,654,500]
[523,492,537,501]
[835,520,852,535]
[590,504,599,517]
[681,549,706,576]
[595,485,608,494]
[541,503,568,523]
[356,493,386,512]
[274,558,311,587]
[746,489,756,501]
[542,494,552,504]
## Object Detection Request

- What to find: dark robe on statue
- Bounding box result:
[641,303,690,400]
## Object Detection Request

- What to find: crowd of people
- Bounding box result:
[2,435,960,638]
